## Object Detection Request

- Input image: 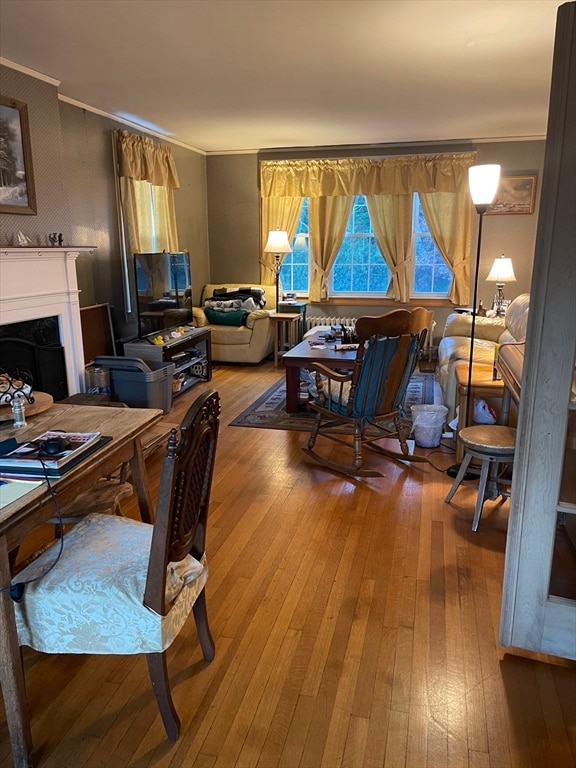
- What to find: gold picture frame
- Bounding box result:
[486,174,537,216]
[0,95,37,215]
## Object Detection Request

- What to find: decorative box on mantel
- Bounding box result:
[0,246,95,396]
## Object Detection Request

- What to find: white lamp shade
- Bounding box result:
[468,164,501,207]
[264,229,291,254]
[486,255,516,282]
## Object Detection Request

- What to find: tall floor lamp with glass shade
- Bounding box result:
[263,229,292,309]
[448,164,501,478]
[465,164,501,427]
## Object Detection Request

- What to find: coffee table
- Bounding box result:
[282,332,358,413]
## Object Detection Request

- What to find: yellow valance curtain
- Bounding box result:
[260,153,476,198]
[116,131,180,255]
[117,130,180,188]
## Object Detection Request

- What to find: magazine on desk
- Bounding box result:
[0,431,109,478]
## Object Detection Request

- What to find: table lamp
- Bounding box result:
[264,229,292,309]
[486,254,516,316]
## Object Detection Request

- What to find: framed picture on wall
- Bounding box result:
[0,95,37,215]
[486,174,537,216]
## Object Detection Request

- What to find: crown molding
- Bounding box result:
[0,57,60,86]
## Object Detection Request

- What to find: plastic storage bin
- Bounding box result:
[93,356,175,414]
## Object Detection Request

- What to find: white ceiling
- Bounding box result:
[0,0,564,154]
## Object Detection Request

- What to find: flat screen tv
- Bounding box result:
[133,251,192,338]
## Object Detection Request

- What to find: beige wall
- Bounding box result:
[206,153,260,285]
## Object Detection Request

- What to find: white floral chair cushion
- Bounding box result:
[13,513,208,655]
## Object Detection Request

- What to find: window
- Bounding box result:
[280,195,451,299]
[412,195,452,296]
[331,197,389,295]
[279,199,309,294]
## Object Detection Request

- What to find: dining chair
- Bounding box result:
[12,388,221,741]
[303,311,431,477]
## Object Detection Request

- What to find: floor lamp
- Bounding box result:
[263,229,292,309]
[465,164,501,427]
[448,164,501,477]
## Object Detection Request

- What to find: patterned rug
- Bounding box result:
[229,373,442,431]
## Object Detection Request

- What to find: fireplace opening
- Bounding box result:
[0,317,68,401]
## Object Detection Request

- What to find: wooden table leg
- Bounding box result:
[0,535,35,768]
[129,438,154,524]
[285,365,300,414]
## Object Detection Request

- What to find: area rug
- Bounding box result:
[230,373,442,431]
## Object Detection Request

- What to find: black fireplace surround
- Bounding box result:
[0,317,68,401]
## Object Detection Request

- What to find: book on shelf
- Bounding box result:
[0,431,109,478]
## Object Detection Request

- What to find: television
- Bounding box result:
[133,251,192,338]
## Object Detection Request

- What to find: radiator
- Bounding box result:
[306,316,357,331]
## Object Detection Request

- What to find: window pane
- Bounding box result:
[280,200,309,293]
[331,196,389,295]
[413,195,451,297]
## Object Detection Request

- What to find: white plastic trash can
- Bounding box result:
[410,404,448,448]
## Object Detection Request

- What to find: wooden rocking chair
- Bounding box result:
[302,310,432,477]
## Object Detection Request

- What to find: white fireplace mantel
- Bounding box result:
[0,246,95,396]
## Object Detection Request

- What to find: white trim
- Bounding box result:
[57,95,206,154]
[0,57,60,86]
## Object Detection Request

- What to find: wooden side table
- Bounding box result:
[455,362,505,462]
[271,312,301,366]
[278,301,307,342]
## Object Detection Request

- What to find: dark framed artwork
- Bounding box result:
[0,96,37,215]
[486,174,537,216]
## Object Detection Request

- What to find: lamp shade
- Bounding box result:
[468,164,501,211]
[486,255,516,282]
[264,229,291,254]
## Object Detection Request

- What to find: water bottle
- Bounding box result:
[12,398,27,428]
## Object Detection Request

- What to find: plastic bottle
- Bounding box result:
[12,398,27,427]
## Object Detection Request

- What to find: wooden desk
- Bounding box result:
[0,403,163,768]
[455,362,504,462]
[270,312,302,367]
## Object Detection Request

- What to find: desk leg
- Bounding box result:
[285,366,300,414]
[273,324,280,367]
[0,536,34,768]
[129,438,154,524]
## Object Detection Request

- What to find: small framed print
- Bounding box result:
[0,96,37,215]
[486,174,537,216]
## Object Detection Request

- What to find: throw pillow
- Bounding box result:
[204,307,249,326]
[192,307,208,327]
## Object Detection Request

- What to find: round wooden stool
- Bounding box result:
[445,425,517,531]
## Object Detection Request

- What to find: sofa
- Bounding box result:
[191,283,275,364]
[438,293,530,420]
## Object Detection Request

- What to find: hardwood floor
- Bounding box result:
[2,361,575,768]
